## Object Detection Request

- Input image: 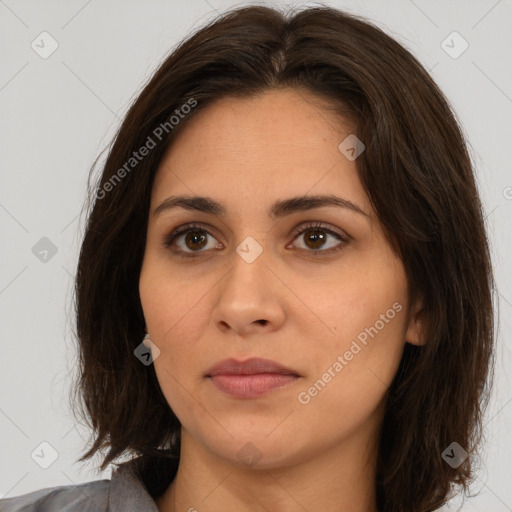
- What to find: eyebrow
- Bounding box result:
[153,194,370,220]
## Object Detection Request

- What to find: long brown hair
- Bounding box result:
[72,5,496,511]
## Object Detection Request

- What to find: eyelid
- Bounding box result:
[162,220,350,256]
[162,222,219,246]
[289,221,350,242]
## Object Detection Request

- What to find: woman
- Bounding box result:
[1,4,495,512]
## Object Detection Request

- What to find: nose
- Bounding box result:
[211,243,286,338]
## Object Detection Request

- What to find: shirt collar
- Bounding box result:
[108,455,179,511]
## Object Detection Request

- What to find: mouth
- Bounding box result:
[205,358,301,399]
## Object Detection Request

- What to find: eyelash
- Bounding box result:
[162,221,350,259]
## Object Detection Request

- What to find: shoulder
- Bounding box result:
[0,478,110,512]
[0,453,179,512]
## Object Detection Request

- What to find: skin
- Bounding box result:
[139,88,425,512]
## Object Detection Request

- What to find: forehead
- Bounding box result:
[151,88,371,217]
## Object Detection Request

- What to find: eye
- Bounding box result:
[162,221,349,257]
[288,221,349,255]
[162,223,222,257]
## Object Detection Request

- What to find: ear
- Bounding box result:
[404,297,426,347]
[143,332,152,348]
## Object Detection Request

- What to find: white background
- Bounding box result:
[1,0,511,510]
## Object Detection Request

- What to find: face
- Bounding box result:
[139,88,423,470]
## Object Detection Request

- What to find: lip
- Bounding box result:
[206,357,299,377]
[206,358,301,399]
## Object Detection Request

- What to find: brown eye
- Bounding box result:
[290,222,349,255]
[163,221,348,258]
[183,230,208,250]
[163,223,222,257]
[302,228,328,250]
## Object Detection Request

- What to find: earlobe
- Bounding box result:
[143,332,152,348]
[404,299,426,347]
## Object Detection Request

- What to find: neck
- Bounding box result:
[156,422,381,512]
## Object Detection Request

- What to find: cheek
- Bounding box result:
[139,255,214,346]
[297,255,408,380]
[293,280,407,437]
[139,266,212,423]
[139,259,219,415]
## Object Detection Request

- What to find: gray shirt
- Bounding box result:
[0,455,179,511]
